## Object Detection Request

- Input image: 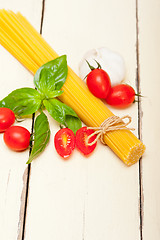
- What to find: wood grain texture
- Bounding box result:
[2,0,159,239]
[138,0,160,239]
[0,1,42,240]
[24,0,140,239]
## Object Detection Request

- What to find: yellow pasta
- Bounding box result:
[0,10,145,165]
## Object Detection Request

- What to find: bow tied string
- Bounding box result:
[87,115,135,146]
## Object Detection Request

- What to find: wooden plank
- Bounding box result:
[0,1,43,239]
[138,0,160,239]
[24,0,141,239]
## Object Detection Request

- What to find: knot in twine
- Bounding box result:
[87,115,135,146]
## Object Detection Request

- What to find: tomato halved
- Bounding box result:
[75,126,97,155]
[54,128,75,159]
[0,107,15,133]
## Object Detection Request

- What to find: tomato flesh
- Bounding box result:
[86,69,111,99]
[54,128,75,159]
[4,126,30,151]
[0,107,15,133]
[106,84,135,108]
[76,126,97,155]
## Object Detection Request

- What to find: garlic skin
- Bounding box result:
[79,47,126,86]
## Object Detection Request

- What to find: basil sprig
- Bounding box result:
[0,55,82,163]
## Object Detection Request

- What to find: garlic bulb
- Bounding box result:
[79,47,126,86]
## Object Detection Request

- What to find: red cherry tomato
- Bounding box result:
[75,126,97,155]
[54,128,75,159]
[4,126,30,151]
[106,84,135,108]
[86,69,111,99]
[0,107,15,133]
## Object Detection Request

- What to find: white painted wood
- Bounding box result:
[138,0,160,239]
[24,0,140,239]
[0,1,42,239]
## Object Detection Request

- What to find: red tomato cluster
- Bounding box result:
[0,107,30,151]
[86,65,135,108]
[54,127,97,159]
[54,65,137,159]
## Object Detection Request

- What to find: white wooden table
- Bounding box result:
[0,0,159,239]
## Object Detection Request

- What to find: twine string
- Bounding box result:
[87,115,135,146]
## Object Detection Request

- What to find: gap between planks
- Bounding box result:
[18,1,46,239]
[136,0,144,239]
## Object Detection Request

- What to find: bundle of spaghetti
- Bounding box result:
[0,9,145,165]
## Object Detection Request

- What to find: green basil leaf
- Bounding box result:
[43,99,66,123]
[27,112,50,164]
[43,99,81,133]
[65,115,82,134]
[0,88,42,116]
[44,90,64,99]
[38,68,56,93]
[34,55,68,91]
